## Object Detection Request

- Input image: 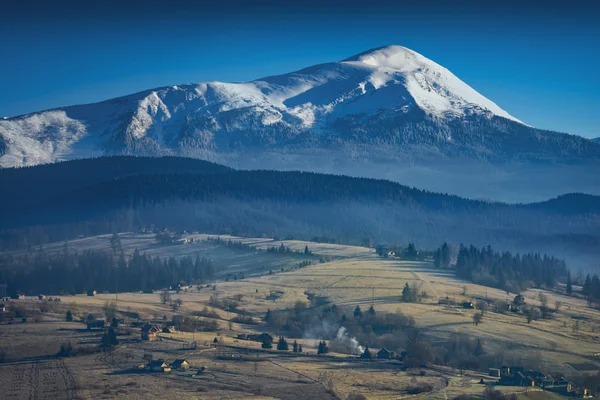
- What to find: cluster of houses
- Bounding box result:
[141,358,192,373]
[492,365,591,397]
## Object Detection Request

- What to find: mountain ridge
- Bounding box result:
[2,45,599,201]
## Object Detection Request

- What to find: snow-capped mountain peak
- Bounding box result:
[2,44,595,173]
[342,45,523,123]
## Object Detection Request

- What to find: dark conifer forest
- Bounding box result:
[0,246,213,296]
[0,156,599,269]
[453,244,568,292]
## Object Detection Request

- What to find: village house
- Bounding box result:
[247,333,273,344]
[11,293,25,300]
[546,377,574,395]
[86,313,106,329]
[497,365,579,395]
[87,290,97,297]
[376,348,394,360]
[162,326,176,333]
[515,372,535,387]
[148,359,171,373]
[488,368,501,378]
[171,359,190,371]
[141,324,161,341]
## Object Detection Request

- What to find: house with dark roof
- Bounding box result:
[488,368,501,378]
[376,348,394,360]
[86,313,106,329]
[148,359,171,372]
[247,333,273,344]
[141,324,161,341]
[171,359,190,370]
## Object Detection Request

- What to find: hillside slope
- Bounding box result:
[1,157,598,268]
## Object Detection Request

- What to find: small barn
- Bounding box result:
[141,324,161,341]
[516,372,535,387]
[376,348,394,360]
[148,359,171,373]
[171,359,190,371]
[489,368,501,378]
[247,333,273,344]
[86,313,106,329]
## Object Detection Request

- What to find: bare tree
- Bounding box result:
[473,312,483,326]
[159,289,171,305]
[171,298,183,311]
[461,285,468,296]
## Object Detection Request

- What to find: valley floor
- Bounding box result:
[1,233,598,399]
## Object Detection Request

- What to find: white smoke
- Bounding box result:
[335,327,364,355]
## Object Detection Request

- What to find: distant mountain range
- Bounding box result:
[2,45,599,201]
[1,156,599,269]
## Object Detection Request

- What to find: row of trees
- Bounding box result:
[0,246,213,295]
[582,274,600,305]
[453,244,568,291]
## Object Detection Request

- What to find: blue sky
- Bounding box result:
[1,1,599,138]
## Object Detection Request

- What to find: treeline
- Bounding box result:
[583,274,600,305]
[208,236,313,256]
[453,244,567,291]
[0,247,213,296]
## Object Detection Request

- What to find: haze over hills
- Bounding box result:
[1,156,599,270]
[1,45,599,201]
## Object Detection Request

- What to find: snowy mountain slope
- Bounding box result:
[1,45,600,201]
[0,46,529,165]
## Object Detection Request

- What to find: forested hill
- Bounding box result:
[1,156,598,220]
[0,156,599,267]
[0,156,230,203]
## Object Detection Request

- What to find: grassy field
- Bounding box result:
[1,232,599,399]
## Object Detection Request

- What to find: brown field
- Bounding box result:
[1,233,599,399]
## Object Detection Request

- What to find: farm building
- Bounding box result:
[148,360,171,373]
[86,313,106,329]
[171,359,190,370]
[247,333,273,344]
[11,294,25,300]
[141,324,161,341]
[376,348,394,360]
[488,368,500,378]
[87,290,97,297]
[463,301,474,309]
